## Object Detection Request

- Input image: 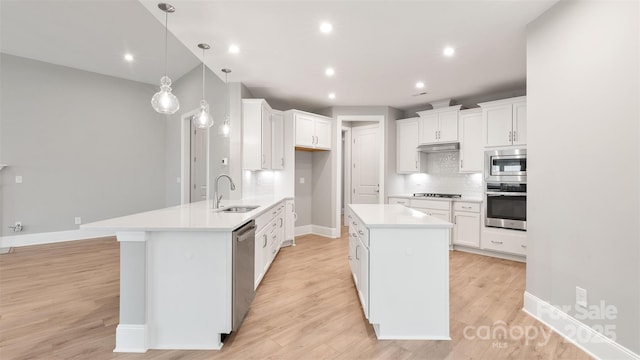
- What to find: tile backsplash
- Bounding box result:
[403,151,483,197]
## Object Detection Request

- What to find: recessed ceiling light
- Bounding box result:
[415,81,425,89]
[325,67,335,77]
[124,53,134,62]
[320,22,333,34]
[328,92,336,99]
[228,44,240,54]
[443,46,455,57]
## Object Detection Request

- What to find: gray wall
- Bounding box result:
[0,53,166,236]
[527,0,639,353]
[294,150,312,226]
[163,65,229,206]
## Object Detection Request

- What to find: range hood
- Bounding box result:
[417,142,460,153]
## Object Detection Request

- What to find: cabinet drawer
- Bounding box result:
[481,228,527,256]
[357,223,369,248]
[453,202,480,213]
[256,204,280,232]
[410,199,450,211]
[389,197,410,206]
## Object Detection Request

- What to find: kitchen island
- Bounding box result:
[81,197,290,353]
[347,204,452,340]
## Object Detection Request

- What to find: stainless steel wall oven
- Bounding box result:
[485,182,527,231]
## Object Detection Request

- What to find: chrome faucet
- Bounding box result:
[213,174,236,209]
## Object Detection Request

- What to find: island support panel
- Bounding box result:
[369,227,450,340]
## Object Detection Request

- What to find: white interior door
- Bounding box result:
[190,125,207,202]
[351,124,380,204]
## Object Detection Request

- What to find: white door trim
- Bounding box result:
[342,126,352,217]
[336,115,385,233]
[181,110,210,205]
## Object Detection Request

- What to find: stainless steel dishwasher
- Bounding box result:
[232,220,256,331]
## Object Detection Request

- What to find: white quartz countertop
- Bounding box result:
[388,194,483,203]
[349,204,453,229]
[81,196,292,232]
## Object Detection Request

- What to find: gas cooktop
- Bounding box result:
[412,193,462,198]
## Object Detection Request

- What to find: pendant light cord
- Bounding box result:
[164,10,168,77]
[225,72,229,118]
[201,48,206,101]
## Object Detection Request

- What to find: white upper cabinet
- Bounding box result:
[243,99,277,170]
[271,111,284,170]
[458,108,483,173]
[396,118,427,174]
[294,113,332,150]
[416,105,461,144]
[479,96,527,147]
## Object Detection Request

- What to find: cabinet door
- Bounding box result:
[512,101,527,146]
[453,211,480,248]
[438,109,459,142]
[357,236,369,319]
[349,233,358,282]
[254,228,269,289]
[260,103,272,169]
[285,200,295,242]
[314,118,332,149]
[484,105,513,147]
[418,114,439,144]
[396,119,420,173]
[271,112,284,170]
[459,111,483,173]
[294,115,315,147]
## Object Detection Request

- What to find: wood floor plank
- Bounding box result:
[0,229,592,359]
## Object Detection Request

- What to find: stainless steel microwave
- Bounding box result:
[485,148,527,183]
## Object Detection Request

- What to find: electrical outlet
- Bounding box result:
[576,286,588,308]
[74,217,82,225]
[15,175,23,184]
[300,177,305,184]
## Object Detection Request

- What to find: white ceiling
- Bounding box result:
[1,0,558,111]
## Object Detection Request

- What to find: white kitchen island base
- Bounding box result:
[114,230,233,352]
[348,204,452,341]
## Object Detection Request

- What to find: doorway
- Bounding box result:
[181,109,210,204]
[351,123,380,204]
[336,115,385,229]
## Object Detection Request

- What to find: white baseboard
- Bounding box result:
[295,225,340,238]
[523,291,640,360]
[295,225,312,236]
[0,229,116,248]
[113,324,148,353]
[452,245,526,263]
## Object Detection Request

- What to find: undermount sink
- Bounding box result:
[217,206,259,213]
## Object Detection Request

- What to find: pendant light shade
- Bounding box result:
[193,43,214,129]
[220,68,231,137]
[151,3,180,114]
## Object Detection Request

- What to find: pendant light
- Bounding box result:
[192,43,214,129]
[151,3,180,114]
[220,68,231,137]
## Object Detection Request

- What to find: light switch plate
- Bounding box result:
[74,217,82,225]
[15,175,22,184]
[300,177,305,184]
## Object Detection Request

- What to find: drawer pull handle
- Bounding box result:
[352,221,357,226]
[491,240,503,245]
[461,206,472,209]
[521,244,527,248]
[358,230,364,236]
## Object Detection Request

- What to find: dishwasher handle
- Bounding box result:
[235,222,256,242]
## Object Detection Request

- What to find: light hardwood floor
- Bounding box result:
[0,227,591,360]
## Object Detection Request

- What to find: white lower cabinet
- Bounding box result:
[452,202,480,248]
[254,201,287,290]
[410,199,452,246]
[481,226,527,256]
